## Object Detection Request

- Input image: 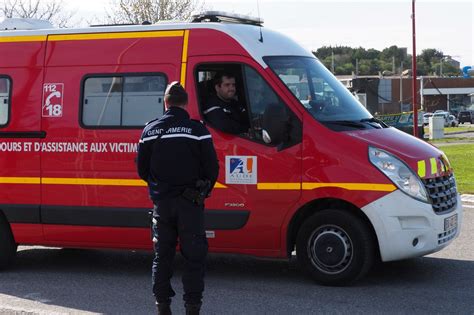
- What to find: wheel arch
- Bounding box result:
[0,209,15,240]
[286,198,379,258]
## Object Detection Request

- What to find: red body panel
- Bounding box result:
[0,41,44,214]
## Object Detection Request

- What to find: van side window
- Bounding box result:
[0,77,11,127]
[82,74,167,128]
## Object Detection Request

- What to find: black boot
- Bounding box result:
[156,302,172,315]
[185,303,202,315]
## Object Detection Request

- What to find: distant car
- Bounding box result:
[458,110,474,124]
[423,112,433,125]
[447,115,459,127]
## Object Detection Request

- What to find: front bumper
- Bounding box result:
[361,190,463,262]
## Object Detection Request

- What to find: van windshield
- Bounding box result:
[265,57,380,129]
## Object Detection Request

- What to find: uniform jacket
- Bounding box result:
[137,106,219,201]
[202,95,249,134]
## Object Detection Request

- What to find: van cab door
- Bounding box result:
[188,57,303,253]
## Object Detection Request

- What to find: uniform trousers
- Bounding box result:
[152,196,208,305]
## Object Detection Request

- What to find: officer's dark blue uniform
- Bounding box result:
[137,82,219,315]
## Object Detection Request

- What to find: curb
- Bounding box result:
[444,130,474,136]
[461,194,474,206]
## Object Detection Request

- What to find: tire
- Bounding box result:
[296,209,375,286]
[0,215,17,270]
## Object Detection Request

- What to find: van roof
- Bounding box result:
[0,16,314,68]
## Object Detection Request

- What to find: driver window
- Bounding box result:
[243,66,301,147]
[196,64,250,135]
[196,64,301,148]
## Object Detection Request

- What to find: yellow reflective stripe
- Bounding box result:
[42,177,146,186]
[417,160,426,178]
[430,157,437,175]
[48,30,184,41]
[214,182,227,189]
[257,182,396,192]
[180,30,190,87]
[181,30,189,63]
[0,176,228,189]
[302,182,396,192]
[441,153,451,169]
[0,177,41,184]
[0,30,185,43]
[0,176,393,192]
[440,160,446,172]
[0,35,47,42]
[257,183,301,190]
[180,63,187,87]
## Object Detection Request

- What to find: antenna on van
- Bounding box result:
[257,0,263,42]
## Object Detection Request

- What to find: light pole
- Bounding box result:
[411,0,418,137]
[400,61,404,113]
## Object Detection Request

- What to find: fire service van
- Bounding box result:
[0,12,462,285]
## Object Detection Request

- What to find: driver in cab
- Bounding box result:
[202,72,250,134]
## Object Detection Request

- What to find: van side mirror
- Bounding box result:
[261,105,288,145]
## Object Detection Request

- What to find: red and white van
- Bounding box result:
[0,12,462,285]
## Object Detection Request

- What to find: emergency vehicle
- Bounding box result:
[0,12,462,285]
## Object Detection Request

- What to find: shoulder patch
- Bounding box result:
[145,118,159,126]
[191,119,206,125]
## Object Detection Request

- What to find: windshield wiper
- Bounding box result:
[359,117,387,128]
[322,120,367,129]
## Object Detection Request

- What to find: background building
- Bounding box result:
[341,76,474,115]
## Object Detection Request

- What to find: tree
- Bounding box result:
[420,48,444,68]
[106,0,204,24]
[0,0,74,28]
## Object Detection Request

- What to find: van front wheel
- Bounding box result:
[0,215,17,270]
[296,209,375,286]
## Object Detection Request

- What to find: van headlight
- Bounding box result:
[369,147,429,203]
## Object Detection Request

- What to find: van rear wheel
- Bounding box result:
[296,209,375,286]
[0,215,17,270]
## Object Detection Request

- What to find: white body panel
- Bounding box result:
[362,190,462,262]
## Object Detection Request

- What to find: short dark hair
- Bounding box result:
[213,71,236,87]
[164,81,188,106]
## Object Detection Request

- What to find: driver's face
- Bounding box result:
[215,76,236,101]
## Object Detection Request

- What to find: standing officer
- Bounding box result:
[137,81,219,315]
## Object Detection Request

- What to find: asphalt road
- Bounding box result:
[1,206,473,315]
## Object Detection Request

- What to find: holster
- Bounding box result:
[182,188,204,206]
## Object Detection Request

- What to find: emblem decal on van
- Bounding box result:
[42,83,64,118]
[225,156,257,185]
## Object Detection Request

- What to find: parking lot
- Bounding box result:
[0,204,473,315]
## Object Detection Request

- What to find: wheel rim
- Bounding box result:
[307,225,353,274]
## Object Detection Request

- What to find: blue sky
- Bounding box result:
[61,0,474,66]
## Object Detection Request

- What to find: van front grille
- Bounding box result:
[423,174,457,214]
